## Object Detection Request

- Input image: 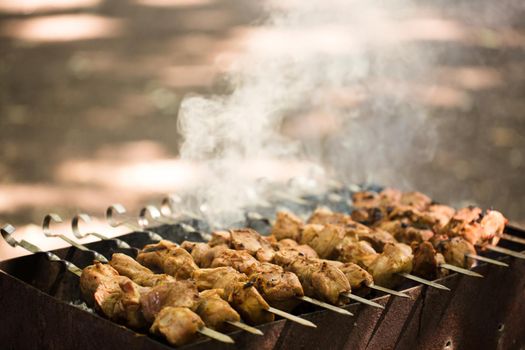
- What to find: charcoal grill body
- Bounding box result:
[1,225,524,350]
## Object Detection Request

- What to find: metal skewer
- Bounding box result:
[341,292,385,309]
[440,263,483,278]
[398,273,450,291]
[72,213,131,249]
[106,204,163,242]
[467,253,509,267]
[369,284,410,298]
[267,307,316,328]
[485,245,525,260]
[501,233,525,245]
[1,224,82,277]
[43,213,108,263]
[197,327,234,343]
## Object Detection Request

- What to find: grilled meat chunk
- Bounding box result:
[137,240,198,279]
[230,229,275,262]
[109,253,175,287]
[352,225,396,253]
[378,220,434,245]
[324,260,373,289]
[210,248,260,273]
[337,239,379,268]
[437,237,477,269]
[307,207,353,226]
[442,207,507,246]
[272,211,304,241]
[300,223,345,259]
[399,191,432,211]
[195,289,241,331]
[80,262,146,328]
[150,307,204,347]
[272,238,319,259]
[274,250,350,305]
[411,242,448,280]
[367,243,413,288]
[140,280,200,323]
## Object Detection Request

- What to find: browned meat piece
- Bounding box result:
[300,223,345,259]
[192,267,248,292]
[272,211,304,241]
[367,243,413,288]
[191,267,273,325]
[195,289,240,331]
[399,191,432,211]
[353,226,396,252]
[109,253,175,287]
[437,237,477,269]
[378,220,433,245]
[350,207,386,226]
[208,230,231,246]
[140,280,200,323]
[150,307,204,347]
[183,242,227,268]
[81,262,145,328]
[307,207,353,226]
[351,191,381,208]
[411,242,448,280]
[210,248,259,273]
[273,238,319,259]
[423,205,456,230]
[274,250,350,305]
[248,262,304,310]
[442,207,507,246]
[337,239,379,268]
[230,229,275,263]
[137,240,198,279]
[324,260,373,289]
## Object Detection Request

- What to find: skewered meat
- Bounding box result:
[424,204,456,230]
[272,238,319,259]
[137,240,198,279]
[110,253,175,287]
[442,207,507,246]
[80,262,146,328]
[411,242,448,280]
[192,267,274,325]
[210,248,260,273]
[399,192,432,211]
[183,242,227,268]
[272,211,304,241]
[212,229,275,263]
[307,207,353,226]
[274,250,350,305]
[323,260,373,289]
[300,223,345,259]
[337,239,379,268]
[150,307,204,347]
[349,224,396,252]
[351,207,386,226]
[378,220,433,245]
[437,237,476,269]
[367,243,413,288]
[195,289,241,331]
[140,280,200,322]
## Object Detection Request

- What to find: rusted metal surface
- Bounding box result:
[1,225,524,349]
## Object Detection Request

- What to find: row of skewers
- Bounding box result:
[2,186,525,347]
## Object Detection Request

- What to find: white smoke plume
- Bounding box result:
[177,0,438,226]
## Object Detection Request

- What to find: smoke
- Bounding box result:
[177,0,439,226]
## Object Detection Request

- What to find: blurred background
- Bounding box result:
[0,0,524,259]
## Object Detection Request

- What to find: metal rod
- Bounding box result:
[1,224,82,277]
[486,245,525,260]
[369,284,411,298]
[467,253,509,267]
[197,326,235,344]
[226,321,263,335]
[398,273,450,291]
[106,204,163,241]
[341,292,385,309]
[440,263,483,278]
[297,296,353,316]
[267,306,317,328]
[43,213,108,263]
[72,213,131,249]
[501,233,525,245]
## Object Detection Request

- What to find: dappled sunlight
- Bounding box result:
[135,0,215,8]
[0,0,102,14]
[436,66,504,91]
[0,14,123,43]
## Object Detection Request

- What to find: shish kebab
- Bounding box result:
[0,224,234,346]
[75,212,322,324]
[42,214,275,337]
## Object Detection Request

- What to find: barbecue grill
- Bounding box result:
[1,186,524,350]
